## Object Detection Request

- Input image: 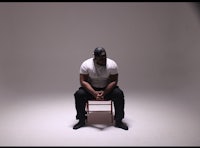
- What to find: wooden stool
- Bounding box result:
[85,99,113,123]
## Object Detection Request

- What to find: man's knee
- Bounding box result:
[113,87,124,98]
[74,89,85,99]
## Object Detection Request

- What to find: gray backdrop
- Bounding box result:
[0,2,200,97]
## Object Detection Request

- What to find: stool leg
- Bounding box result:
[111,101,113,123]
[85,101,89,122]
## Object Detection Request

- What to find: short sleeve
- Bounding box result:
[110,61,118,75]
[80,61,88,74]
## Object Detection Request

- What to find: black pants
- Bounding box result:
[74,86,125,121]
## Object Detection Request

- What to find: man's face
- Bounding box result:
[95,51,106,66]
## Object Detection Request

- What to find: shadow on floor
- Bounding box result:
[85,112,114,130]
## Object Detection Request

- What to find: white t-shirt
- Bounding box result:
[80,58,118,88]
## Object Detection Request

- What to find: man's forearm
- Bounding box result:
[104,81,117,96]
[81,81,96,96]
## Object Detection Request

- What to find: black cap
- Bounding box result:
[93,47,106,56]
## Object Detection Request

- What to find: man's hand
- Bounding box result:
[95,91,104,100]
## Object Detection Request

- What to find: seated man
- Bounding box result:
[73,47,128,130]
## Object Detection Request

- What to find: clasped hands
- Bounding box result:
[94,90,105,100]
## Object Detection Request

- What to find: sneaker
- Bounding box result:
[73,120,85,130]
[115,121,128,130]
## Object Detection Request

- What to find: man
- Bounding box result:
[73,47,128,130]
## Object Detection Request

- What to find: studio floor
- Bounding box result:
[0,90,200,146]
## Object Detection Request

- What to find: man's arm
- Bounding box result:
[102,74,118,98]
[80,74,100,99]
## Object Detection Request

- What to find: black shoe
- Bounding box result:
[115,121,128,130]
[73,120,85,130]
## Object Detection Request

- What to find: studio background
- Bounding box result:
[0,2,200,146]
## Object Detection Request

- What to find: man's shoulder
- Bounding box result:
[107,58,117,65]
[107,58,115,62]
[81,58,93,67]
[82,58,93,64]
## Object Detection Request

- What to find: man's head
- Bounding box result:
[93,47,107,66]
